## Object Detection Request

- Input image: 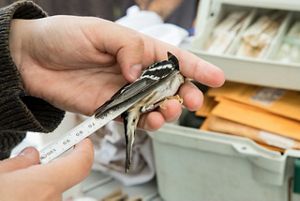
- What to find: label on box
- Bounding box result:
[259,131,295,149]
[251,88,285,105]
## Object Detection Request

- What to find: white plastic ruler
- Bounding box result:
[37,108,125,164]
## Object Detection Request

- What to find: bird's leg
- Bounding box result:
[141,94,183,112]
[157,94,184,109]
[169,94,184,104]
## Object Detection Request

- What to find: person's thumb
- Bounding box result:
[34,139,94,192]
[99,21,145,82]
[116,36,144,82]
[0,147,40,173]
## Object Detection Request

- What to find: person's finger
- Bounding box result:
[178,81,204,111]
[0,147,39,173]
[179,55,225,88]
[157,99,182,122]
[94,20,145,82]
[33,138,94,192]
[139,111,165,131]
[142,35,225,87]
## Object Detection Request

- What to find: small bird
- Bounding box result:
[95,52,185,172]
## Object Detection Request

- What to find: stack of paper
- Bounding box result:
[236,11,286,58]
[196,82,300,152]
[204,11,250,54]
[277,21,300,63]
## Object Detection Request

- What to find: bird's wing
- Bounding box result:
[94,60,178,118]
[94,77,160,118]
[142,61,175,79]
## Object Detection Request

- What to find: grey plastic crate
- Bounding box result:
[151,124,300,201]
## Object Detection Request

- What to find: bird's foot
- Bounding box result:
[159,94,184,109]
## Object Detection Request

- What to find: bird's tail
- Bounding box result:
[122,111,139,173]
[125,133,133,173]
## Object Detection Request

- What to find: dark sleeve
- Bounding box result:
[0,1,65,159]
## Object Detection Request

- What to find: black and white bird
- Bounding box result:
[94,52,185,172]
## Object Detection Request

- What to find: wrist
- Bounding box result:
[4,1,47,79]
[9,19,24,71]
[8,19,43,96]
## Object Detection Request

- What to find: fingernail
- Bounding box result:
[19,147,35,156]
[130,64,142,80]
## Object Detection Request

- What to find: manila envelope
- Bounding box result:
[211,98,300,141]
[208,82,300,121]
[200,115,285,153]
[195,95,218,117]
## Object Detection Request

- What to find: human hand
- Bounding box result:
[0,139,93,201]
[9,15,224,130]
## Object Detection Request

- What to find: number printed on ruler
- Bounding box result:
[39,102,132,164]
[40,116,105,163]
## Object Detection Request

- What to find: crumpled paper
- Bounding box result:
[90,121,155,186]
[116,5,188,46]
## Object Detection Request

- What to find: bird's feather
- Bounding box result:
[95,77,159,118]
[94,54,178,118]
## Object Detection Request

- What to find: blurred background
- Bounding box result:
[0,0,199,29]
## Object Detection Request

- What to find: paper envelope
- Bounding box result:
[211,98,300,141]
[208,82,300,121]
[195,95,218,117]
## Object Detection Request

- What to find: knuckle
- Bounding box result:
[129,33,144,48]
